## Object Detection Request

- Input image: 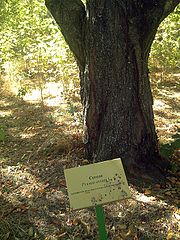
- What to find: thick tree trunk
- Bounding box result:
[45,0,179,176]
[83,1,158,174]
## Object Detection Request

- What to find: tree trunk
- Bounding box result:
[83,1,157,175]
[45,0,179,176]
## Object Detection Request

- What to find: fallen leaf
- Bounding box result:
[66,218,73,226]
[38,187,45,193]
[28,227,34,237]
[165,191,172,196]
[111,226,115,232]
[30,207,38,213]
[154,184,161,189]
[119,224,126,230]
[144,189,151,195]
[59,179,66,187]
[20,204,28,211]
[169,177,177,184]
[56,232,67,238]
[167,230,174,240]
[73,218,80,225]
[125,229,132,236]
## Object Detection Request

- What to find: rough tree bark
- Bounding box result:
[45,0,179,176]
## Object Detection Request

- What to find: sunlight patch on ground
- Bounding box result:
[168,91,180,99]
[0,110,12,117]
[23,89,43,102]
[153,91,180,142]
[135,194,156,204]
[24,82,64,107]
[153,99,171,110]
[19,132,36,139]
[159,89,180,98]
[1,164,46,204]
[130,187,158,204]
[0,99,10,106]
[44,97,64,107]
[151,73,180,142]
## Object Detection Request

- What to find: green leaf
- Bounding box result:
[160,144,174,159]
[28,227,34,237]
[171,139,180,150]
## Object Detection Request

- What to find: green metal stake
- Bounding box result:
[95,205,108,240]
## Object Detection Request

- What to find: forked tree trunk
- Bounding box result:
[45,0,179,176]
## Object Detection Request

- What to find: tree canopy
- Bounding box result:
[0,0,78,97]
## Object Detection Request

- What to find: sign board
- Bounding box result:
[64,158,130,210]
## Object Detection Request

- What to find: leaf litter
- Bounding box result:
[0,75,180,239]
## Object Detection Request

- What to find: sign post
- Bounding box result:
[64,158,130,239]
[95,205,108,240]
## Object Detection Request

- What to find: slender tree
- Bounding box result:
[45,0,179,177]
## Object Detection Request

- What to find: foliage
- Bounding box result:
[150,5,180,71]
[0,0,79,99]
[0,0,179,99]
[160,130,180,160]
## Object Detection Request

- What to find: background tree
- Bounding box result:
[149,4,180,72]
[0,0,78,98]
[45,0,179,176]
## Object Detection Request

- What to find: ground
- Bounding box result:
[0,72,179,240]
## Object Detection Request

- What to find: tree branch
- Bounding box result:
[45,0,86,69]
[136,0,180,55]
[159,0,179,20]
[142,0,179,23]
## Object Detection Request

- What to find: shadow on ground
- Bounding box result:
[0,78,179,239]
[0,195,44,239]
